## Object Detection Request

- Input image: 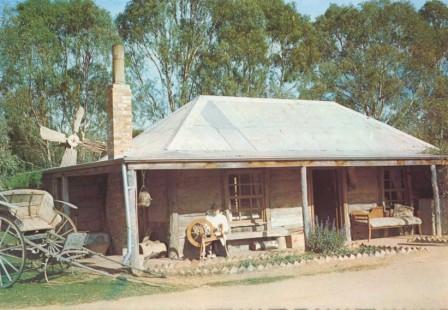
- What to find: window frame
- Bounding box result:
[224,170,266,223]
[383,167,408,208]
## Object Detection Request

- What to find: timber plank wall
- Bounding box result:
[40,165,440,257]
[144,168,305,257]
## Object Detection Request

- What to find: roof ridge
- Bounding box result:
[135,101,189,137]
[162,96,200,151]
[197,95,334,105]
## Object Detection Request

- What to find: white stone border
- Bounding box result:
[148,245,426,276]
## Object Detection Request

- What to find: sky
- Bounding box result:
[2,0,447,19]
[94,0,438,19]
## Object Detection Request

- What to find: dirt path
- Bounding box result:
[46,247,448,309]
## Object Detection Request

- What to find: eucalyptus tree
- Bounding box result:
[260,0,321,97]
[0,0,118,167]
[414,0,448,150]
[0,115,21,189]
[310,0,426,125]
[191,0,269,97]
[118,0,317,119]
[117,0,213,118]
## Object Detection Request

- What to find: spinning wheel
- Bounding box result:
[186,218,218,259]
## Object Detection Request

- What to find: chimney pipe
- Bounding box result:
[112,44,125,84]
[107,44,132,160]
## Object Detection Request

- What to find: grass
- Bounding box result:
[0,270,178,309]
[207,275,294,287]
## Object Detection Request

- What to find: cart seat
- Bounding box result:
[19,217,54,231]
[0,189,62,232]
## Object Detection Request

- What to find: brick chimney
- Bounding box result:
[107,44,132,159]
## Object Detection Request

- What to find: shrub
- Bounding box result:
[307,220,346,255]
[1,170,42,190]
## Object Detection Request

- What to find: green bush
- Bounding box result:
[1,170,42,190]
[307,220,346,255]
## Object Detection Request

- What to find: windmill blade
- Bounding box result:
[73,106,85,134]
[80,138,106,154]
[40,126,67,143]
[60,148,77,167]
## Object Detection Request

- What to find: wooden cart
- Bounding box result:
[0,189,139,288]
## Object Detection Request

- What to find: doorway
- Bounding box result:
[312,169,341,228]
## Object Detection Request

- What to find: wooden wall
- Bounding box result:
[176,170,222,214]
[146,168,305,257]
[138,170,169,243]
[344,166,433,207]
[347,167,379,205]
[68,174,107,232]
[40,164,442,257]
[104,171,126,254]
[43,170,126,255]
[172,170,223,257]
[269,168,303,228]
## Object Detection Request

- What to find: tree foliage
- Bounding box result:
[0,116,21,189]
[0,0,448,182]
[308,1,425,123]
[0,0,118,169]
[117,0,318,121]
[415,1,448,151]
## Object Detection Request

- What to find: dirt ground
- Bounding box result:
[44,246,448,309]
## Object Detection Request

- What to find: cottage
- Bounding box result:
[42,45,447,267]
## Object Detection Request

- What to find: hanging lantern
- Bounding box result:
[138,171,152,208]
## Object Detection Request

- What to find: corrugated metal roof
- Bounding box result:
[125,95,436,160]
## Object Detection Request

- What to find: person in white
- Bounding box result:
[205,204,230,257]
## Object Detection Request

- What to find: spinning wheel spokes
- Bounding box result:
[191,223,205,242]
[186,218,217,249]
[0,216,25,288]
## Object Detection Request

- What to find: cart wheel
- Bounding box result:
[0,216,26,288]
[44,210,78,258]
[186,218,215,248]
[43,256,70,283]
[54,210,77,238]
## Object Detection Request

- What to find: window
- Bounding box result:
[227,172,264,221]
[383,168,408,208]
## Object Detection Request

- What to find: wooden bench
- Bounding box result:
[351,204,422,241]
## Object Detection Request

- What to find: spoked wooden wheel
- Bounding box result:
[42,211,78,282]
[54,211,77,240]
[47,210,77,249]
[186,218,216,248]
[0,216,25,288]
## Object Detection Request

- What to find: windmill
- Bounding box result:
[40,106,106,167]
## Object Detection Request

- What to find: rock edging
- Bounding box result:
[148,245,425,277]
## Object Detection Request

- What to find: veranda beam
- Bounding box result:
[430,165,442,236]
[127,158,448,171]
